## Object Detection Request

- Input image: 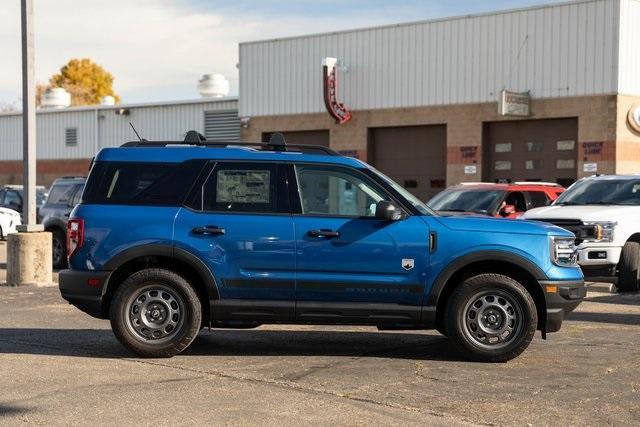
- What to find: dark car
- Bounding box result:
[39,177,86,269]
[58,132,585,362]
[0,184,48,215]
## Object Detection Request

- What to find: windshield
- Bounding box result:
[554,178,640,206]
[364,166,434,215]
[428,188,506,213]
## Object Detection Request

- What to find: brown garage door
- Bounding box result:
[262,130,330,147]
[483,118,578,187]
[369,125,447,201]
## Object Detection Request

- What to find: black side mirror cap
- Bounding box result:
[375,200,403,221]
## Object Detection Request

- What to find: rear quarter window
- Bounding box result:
[82,160,206,205]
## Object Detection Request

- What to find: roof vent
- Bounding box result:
[41,87,71,109]
[198,74,230,98]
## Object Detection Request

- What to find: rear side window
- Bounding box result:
[47,184,75,205]
[200,162,282,213]
[82,160,205,205]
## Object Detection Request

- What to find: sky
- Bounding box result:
[0,0,559,106]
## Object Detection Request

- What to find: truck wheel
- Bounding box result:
[110,268,202,358]
[51,229,67,269]
[617,241,640,292]
[445,273,537,362]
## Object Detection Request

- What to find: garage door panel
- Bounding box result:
[484,118,578,184]
[370,125,447,201]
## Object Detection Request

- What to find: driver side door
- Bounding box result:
[290,164,430,323]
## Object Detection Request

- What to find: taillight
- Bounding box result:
[67,218,84,258]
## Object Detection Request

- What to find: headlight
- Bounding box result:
[583,221,616,242]
[550,236,578,267]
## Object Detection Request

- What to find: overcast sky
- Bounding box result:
[0,0,557,105]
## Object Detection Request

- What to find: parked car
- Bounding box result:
[39,177,86,269]
[523,174,640,292]
[0,185,48,217]
[0,207,21,239]
[428,182,565,218]
[59,133,585,362]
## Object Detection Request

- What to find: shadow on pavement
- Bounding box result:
[0,404,31,416]
[0,327,469,362]
[584,292,640,306]
[567,311,640,326]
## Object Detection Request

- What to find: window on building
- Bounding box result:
[65,127,78,146]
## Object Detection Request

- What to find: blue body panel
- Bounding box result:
[294,215,430,305]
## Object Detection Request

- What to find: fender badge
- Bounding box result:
[402,259,415,270]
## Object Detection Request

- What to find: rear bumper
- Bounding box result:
[58,269,111,319]
[540,280,586,333]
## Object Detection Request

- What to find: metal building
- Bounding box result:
[0,97,239,185]
[239,0,640,199]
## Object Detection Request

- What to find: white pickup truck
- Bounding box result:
[523,175,640,292]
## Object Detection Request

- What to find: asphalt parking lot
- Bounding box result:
[0,241,639,426]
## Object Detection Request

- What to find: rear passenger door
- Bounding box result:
[173,161,296,322]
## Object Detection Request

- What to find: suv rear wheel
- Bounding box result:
[617,241,640,292]
[445,273,537,362]
[110,268,202,358]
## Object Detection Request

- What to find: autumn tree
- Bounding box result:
[44,58,120,106]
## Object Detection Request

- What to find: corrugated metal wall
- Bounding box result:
[0,99,238,161]
[239,0,620,117]
[618,0,640,96]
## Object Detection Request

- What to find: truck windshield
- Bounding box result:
[428,188,505,214]
[554,178,640,206]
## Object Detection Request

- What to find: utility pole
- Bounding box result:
[18,0,42,232]
[7,0,51,287]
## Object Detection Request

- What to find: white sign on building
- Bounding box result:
[498,90,531,117]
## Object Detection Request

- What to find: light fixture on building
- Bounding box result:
[240,116,251,129]
[115,108,130,116]
[628,104,640,133]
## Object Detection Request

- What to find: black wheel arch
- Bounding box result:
[427,250,548,332]
[101,244,220,318]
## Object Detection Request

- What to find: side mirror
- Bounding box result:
[375,200,403,221]
[500,204,517,216]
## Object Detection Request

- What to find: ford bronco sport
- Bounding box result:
[59,133,585,362]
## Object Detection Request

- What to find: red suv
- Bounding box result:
[427,182,565,218]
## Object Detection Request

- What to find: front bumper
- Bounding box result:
[540,280,586,333]
[577,245,621,267]
[59,269,111,319]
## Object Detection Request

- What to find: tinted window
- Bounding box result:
[3,190,21,208]
[83,161,205,205]
[527,191,550,208]
[428,189,505,214]
[505,191,527,211]
[295,165,385,217]
[555,179,640,206]
[201,162,280,213]
[47,184,75,205]
[70,184,84,206]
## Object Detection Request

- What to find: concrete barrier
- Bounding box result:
[6,232,53,286]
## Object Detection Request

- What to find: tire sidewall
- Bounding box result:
[618,242,640,292]
[110,269,201,357]
[446,274,537,362]
[51,229,67,269]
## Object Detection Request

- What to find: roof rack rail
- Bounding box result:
[512,181,561,187]
[121,131,340,156]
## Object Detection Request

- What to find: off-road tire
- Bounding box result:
[445,273,537,362]
[51,229,67,269]
[110,268,202,358]
[617,241,640,292]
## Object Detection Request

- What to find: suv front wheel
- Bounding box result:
[110,268,202,358]
[445,273,537,362]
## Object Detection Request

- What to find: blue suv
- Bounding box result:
[59,133,585,362]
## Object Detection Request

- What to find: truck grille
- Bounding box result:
[534,219,596,245]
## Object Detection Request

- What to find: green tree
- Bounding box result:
[47,58,120,106]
